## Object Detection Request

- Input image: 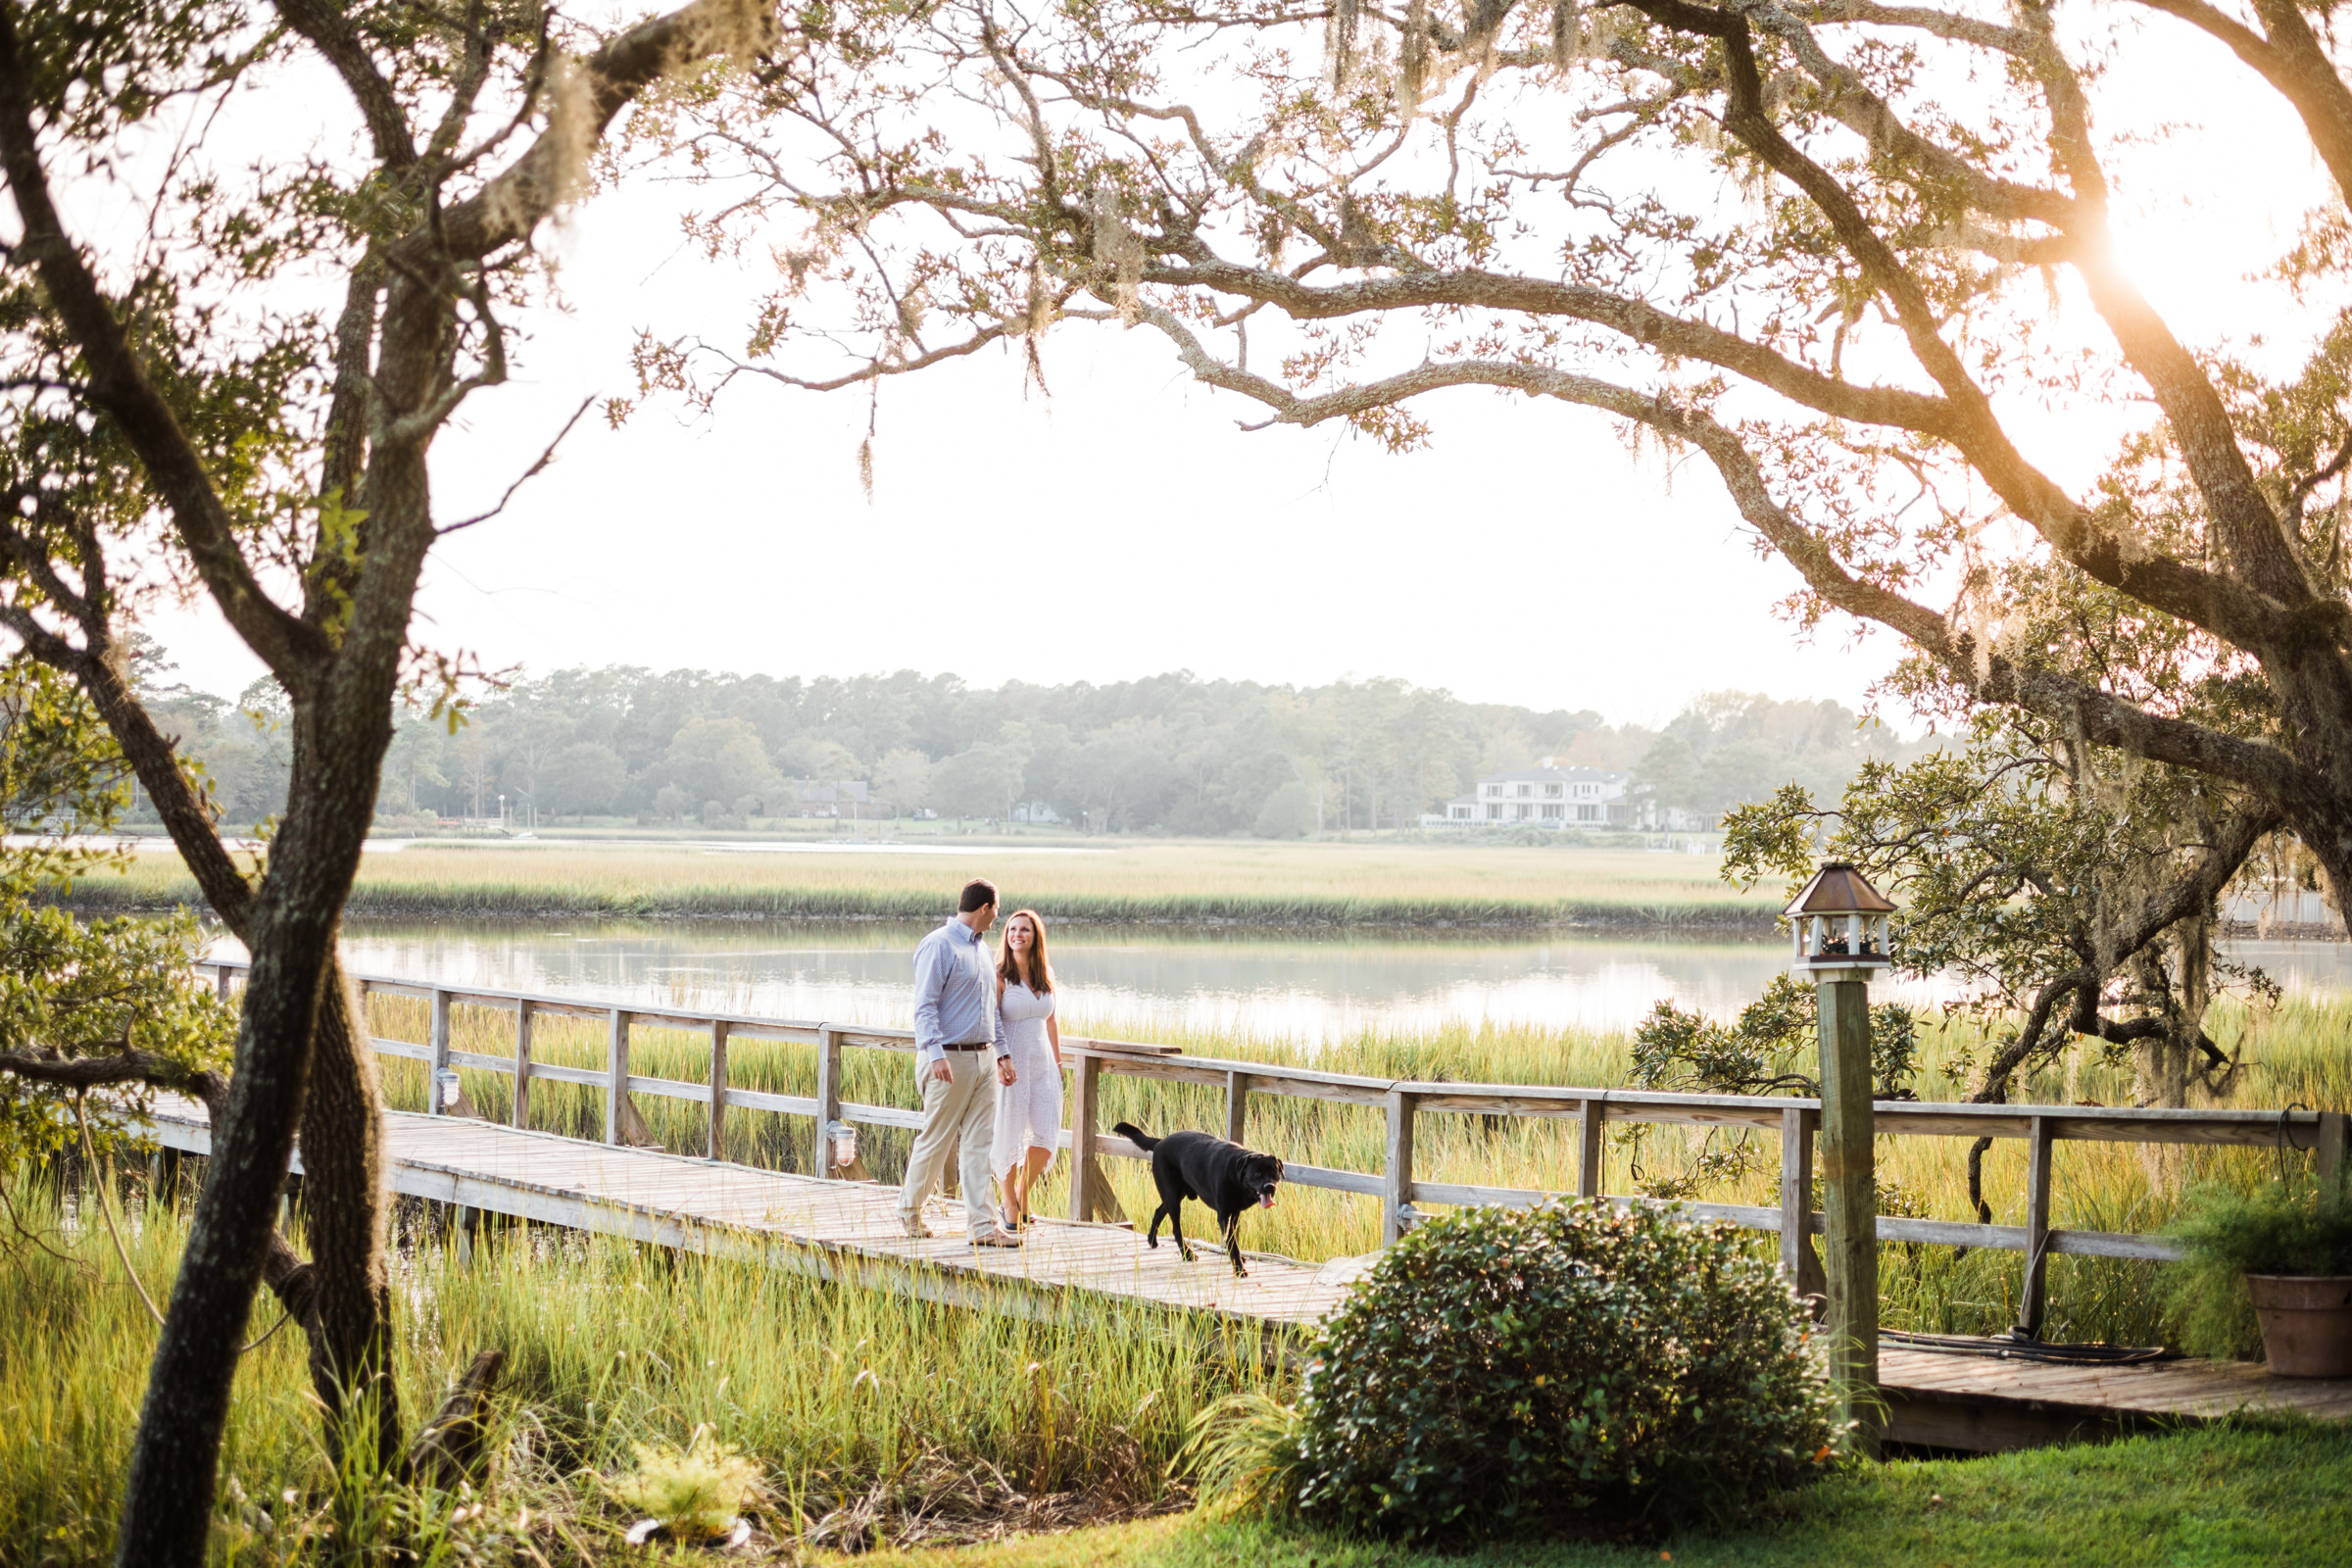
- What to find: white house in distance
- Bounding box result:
[1425,760,1634,829]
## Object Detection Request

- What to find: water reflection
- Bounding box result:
[204,920,2347,1043]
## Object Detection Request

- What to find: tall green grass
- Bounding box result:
[15,986,2349,1558]
[0,1174,1272,1562]
[61,841,1778,928]
[376,985,2352,1349]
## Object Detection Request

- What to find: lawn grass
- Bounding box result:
[62,838,1777,928]
[830,1419,2352,1567]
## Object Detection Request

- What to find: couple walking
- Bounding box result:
[897,878,1064,1246]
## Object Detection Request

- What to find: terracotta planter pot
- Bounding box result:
[2247,1274,2352,1378]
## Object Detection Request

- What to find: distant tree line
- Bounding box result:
[125,652,1920,836]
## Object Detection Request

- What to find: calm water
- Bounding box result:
[196,919,2352,1043]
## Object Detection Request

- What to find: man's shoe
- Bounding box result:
[901,1214,934,1239]
[971,1229,1022,1249]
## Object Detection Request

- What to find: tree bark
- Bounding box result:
[114,905,328,1565]
[0,8,789,1558]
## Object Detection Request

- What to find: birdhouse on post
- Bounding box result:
[1786,860,1896,978]
[1786,860,1898,1457]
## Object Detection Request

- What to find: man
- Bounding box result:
[898,877,1021,1246]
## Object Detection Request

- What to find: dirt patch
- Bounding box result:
[799,1448,1188,1553]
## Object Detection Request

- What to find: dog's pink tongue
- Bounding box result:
[1261,1193,1276,1208]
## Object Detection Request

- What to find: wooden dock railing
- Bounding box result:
[199,960,2347,1333]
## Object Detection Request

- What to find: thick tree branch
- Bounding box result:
[0,5,327,688]
[418,0,783,267]
[271,0,419,170]
[0,1047,216,1094]
[1128,300,2314,805]
[2131,0,2352,211]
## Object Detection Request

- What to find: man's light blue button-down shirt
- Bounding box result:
[912,917,1007,1071]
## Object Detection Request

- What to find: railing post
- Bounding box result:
[1069,1052,1102,1222]
[214,965,233,1001]
[709,1021,731,1162]
[814,1025,841,1177]
[1383,1089,1418,1245]
[1816,975,1879,1456]
[2017,1114,2055,1338]
[428,988,453,1118]
[1577,1092,1606,1200]
[1780,1103,1814,1288]
[1224,1070,1250,1147]
[2319,1110,2347,1190]
[605,1008,629,1146]
[512,1001,534,1130]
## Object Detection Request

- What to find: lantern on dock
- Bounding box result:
[827,1119,858,1171]
[434,1068,464,1111]
[1785,861,1897,978]
[1786,858,1900,1458]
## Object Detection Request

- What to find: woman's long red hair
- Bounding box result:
[996,907,1054,994]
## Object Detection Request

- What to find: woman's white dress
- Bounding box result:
[992,980,1061,1178]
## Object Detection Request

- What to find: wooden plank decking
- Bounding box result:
[1883,1343,2352,1451]
[137,1096,1354,1331]
[133,1096,2352,1451]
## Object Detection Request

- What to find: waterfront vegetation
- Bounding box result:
[10,1169,2346,1563]
[62,839,1778,928]
[7,980,2344,1557]
[0,1176,1260,1560]
[370,984,2352,1352]
[18,880,2348,1555]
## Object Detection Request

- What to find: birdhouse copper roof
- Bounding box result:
[1783,861,1896,917]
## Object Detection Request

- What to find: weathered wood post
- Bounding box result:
[814,1025,841,1177]
[2320,1110,2348,1190]
[709,1021,731,1162]
[428,988,453,1117]
[605,1008,629,1146]
[1779,1103,1817,1295]
[1383,1089,1418,1245]
[2016,1114,2056,1337]
[1787,861,1898,1459]
[512,1001,534,1130]
[1063,1051,1126,1224]
[1225,1070,1250,1146]
[1577,1092,1606,1200]
[1067,1051,1100,1222]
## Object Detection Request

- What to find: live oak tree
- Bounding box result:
[647,1,2352,960]
[1720,706,2280,1220]
[0,662,235,1172]
[0,1,784,1559]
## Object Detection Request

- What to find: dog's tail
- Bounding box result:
[1111,1121,1159,1152]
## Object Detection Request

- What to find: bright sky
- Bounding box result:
[132,7,2315,730]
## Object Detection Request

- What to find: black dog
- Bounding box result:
[1112,1121,1284,1277]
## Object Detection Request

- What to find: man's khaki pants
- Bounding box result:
[898,1054,1003,1239]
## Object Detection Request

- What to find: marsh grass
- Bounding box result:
[0,1173,1273,1562]
[66,841,1777,927]
[368,984,2352,1348]
[14,984,2350,1559]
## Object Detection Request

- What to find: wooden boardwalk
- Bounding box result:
[133,1094,2352,1450]
[138,1096,1354,1332]
[1883,1343,2352,1451]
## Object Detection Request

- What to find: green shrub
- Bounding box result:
[613,1426,761,1539]
[2164,1182,2352,1357]
[1287,1200,1841,1543]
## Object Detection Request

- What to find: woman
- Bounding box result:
[991,907,1063,1231]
